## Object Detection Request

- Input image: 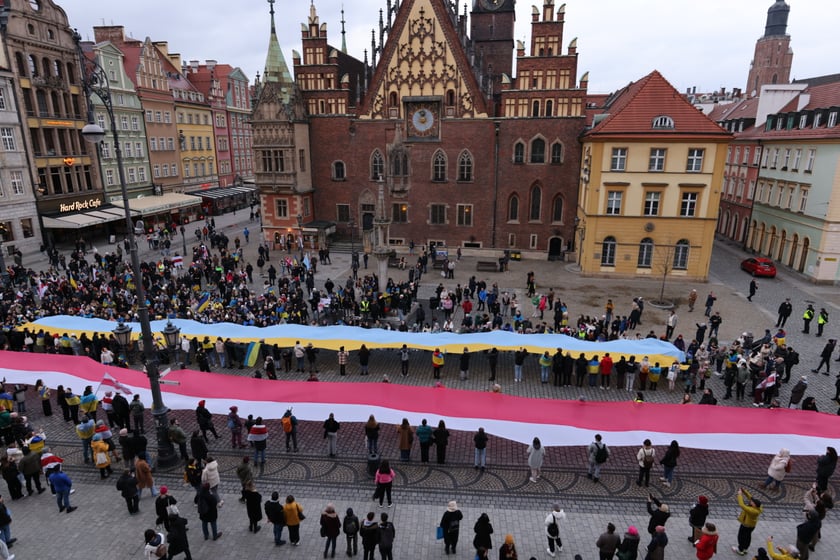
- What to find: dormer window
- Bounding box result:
[652,115,674,129]
[799,114,808,128]
[813,113,821,128]
[829,112,838,128]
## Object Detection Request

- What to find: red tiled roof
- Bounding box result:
[709,97,760,123]
[586,70,729,138]
[802,81,840,110]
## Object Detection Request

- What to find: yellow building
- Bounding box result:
[577,71,731,281]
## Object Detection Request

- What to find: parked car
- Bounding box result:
[740,257,777,278]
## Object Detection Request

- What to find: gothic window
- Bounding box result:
[457,151,473,181]
[513,142,525,164]
[545,100,553,116]
[508,195,519,221]
[550,142,563,164]
[551,196,563,222]
[370,150,384,180]
[530,138,545,164]
[391,150,408,177]
[529,185,542,221]
[432,150,447,182]
[532,100,540,117]
[332,161,346,180]
[446,90,455,106]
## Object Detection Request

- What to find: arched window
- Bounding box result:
[550,142,562,164]
[601,237,616,266]
[332,161,346,180]
[545,100,553,117]
[370,150,384,180]
[551,196,563,222]
[529,185,542,221]
[457,151,473,181]
[66,62,76,84]
[14,53,26,76]
[432,150,447,182]
[446,89,455,106]
[389,91,398,106]
[53,59,62,79]
[638,238,654,268]
[508,195,519,221]
[530,138,545,163]
[28,55,38,77]
[42,58,50,77]
[673,239,690,270]
[532,100,540,117]
[513,142,525,164]
[391,150,408,176]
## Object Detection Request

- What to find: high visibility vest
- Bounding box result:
[818,312,828,325]
[804,309,814,320]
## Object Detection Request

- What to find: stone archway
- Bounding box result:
[788,233,799,268]
[799,237,810,273]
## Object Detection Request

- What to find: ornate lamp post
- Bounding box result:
[77,30,178,468]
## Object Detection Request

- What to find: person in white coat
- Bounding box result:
[544,503,566,557]
[761,448,791,490]
[527,437,546,483]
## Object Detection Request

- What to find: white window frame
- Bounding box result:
[606,191,622,215]
[9,171,24,195]
[649,148,666,172]
[792,149,802,170]
[805,149,816,172]
[799,187,809,212]
[105,169,115,186]
[644,191,660,216]
[610,148,627,171]
[0,128,15,151]
[686,148,704,172]
[456,204,473,226]
[680,192,698,217]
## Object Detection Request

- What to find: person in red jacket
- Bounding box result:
[599,353,614,389]
[695,522,718,560]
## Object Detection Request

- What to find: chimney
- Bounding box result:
[93,25,126,45]
[206,60,217,73]
[153,41,169,57]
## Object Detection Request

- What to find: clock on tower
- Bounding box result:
[405,100,441,140]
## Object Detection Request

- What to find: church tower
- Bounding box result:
[470,0,516,101]
[746,0,793,97]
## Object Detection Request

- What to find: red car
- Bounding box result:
[740,257,777,278]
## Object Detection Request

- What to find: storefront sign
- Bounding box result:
[59,198,103,213]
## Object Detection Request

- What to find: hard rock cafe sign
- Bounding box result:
[59,198,103,213]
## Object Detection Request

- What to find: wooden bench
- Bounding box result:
[476,261,498,272]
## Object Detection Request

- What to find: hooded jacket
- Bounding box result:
[695,525,718,560]
[201,459,220,487]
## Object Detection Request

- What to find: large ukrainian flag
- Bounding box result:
[244,341,262,367]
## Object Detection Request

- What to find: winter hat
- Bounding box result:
[198,400,206,407]
[92,433,102,441]
[119,428,128,436]
[698,495,708,505]
[504,535,514,545]
[230,406,238,412]
[627,526,639,536]
[96,419,105,427]
[447,500,458,512]
[160,486,168,495]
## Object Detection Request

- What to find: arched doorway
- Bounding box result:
[740,217,749,244]
[778,230,787,262]
[798,237,809,273]
[788,233,799,268]
[767,226,777,257]
[749,220,758,249]
[756,223,766,252]
[720,211,729,236]
[548,237,564,261]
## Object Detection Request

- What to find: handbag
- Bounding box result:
[166,504,180,517]
[436,526,444,540]
[320,527,326,537]
[95,452,109,466]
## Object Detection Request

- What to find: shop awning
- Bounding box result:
[41,204,142,230]
[111,193,202,216]
[42,216,82,229]
[185,185,256,200]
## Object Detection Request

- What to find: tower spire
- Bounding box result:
[341,6,347,53]
[263,0,293,98]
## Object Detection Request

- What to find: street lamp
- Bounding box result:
[76,30,178,469]
[161,320,181,366]
[296,213,303,258]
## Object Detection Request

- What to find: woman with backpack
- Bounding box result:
[636,439,656,487]
[343,507,360,557]
[544,504,567,557]
[439,500,463,555]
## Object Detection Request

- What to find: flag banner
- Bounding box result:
[245,341,262,367]
[101,372,133,394]
[196,292,211,313]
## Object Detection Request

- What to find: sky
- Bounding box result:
[58,0,838,95]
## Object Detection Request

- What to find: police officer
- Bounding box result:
[802,304,815,334]
[817,307,829,337]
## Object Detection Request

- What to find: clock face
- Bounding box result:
[480,0,504,10]
[412,108,435,133]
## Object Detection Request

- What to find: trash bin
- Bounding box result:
[367,453,381,477]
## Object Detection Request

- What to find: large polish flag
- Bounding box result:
[2,351,835,455]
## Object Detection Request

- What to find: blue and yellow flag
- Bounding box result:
[196,292,211,313]
[69,274,78,290]
[244,341,261,367]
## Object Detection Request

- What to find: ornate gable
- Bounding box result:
[361,0,487,119]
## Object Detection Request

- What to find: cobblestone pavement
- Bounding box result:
[14,215,840,557]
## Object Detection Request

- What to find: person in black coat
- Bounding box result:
[688,496,709,543]
[195,400,219,442]
[167,513,193,560]
[472,512,493,552]
[440,501,464,555]
[190,430,208,462]
[197,483,221,541]
[645,496,670,536]
[116,469,140,514]
[243,482,263,533]
[433,420,450,465]
[816,446,837,493]
[359,512,379,560]
[154,486,178,531]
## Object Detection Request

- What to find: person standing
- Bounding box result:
[134,456,157,498]
[358,344,371,375]
[378,512,395,560]
[646,526,668,560]
[472,513,493,554]
[817,308,829,337]
[588,434,608,483]
[432,348,445,379]
[544,503,567,557]
[399,345,410,377]
[748,279,758,302]
[248,417,268,466]
[732,488,763,556]
[788,376,808,408]
[154,486,178,532]
[282,409,299,452]
[433,420,450,464]
[795,511,820,560]
[373,460,394,508]
[364,415,380,456]
[526,437,546,483]
[636,439,655,487]
[200,457,222,505]
[283,495,304,546]
[416,419,433,463]
[688,495,710,544]
[616,526,640,560]
[761,448,791,490]
[474,427,488,472]
[48,467,76,513]
[227,406,246,449]
[694,523,718,560]
[19,447,44,496]
[704,292,716,317]
[646,496,670,536]
[440,500,463,555]
[236,457,254,504]
[143,529,167,560]
[459,348,471,381]
[197,483,222,541]
[195,400,219,442]
[91,434,113,479]
[167,511,193,560]
[659,440,680,488]
[264,491,287,546]
[595,523,621,560]
[811,339,837,375]
[815,446,837,493]
[323,413,340,458]
[802,304,815,334]
[487,348,499,381]
[320,503,341,558]
[499,534,518,560]
[168,419,189,462]
[777,299,793,328]
[338,346,349,376]
[129,395,145,434]
[116,469,140,514]
[514,347,528,382]
[396,419,413,462]
[687,289,698,312]
[360,512,379,560]
[343,507,360,557]
[665,311,678,340]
